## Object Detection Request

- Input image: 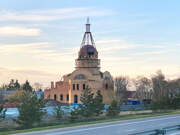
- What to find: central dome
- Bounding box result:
[80,45,97,54]
[79,45,98,58]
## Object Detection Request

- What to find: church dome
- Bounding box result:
[80,45,97,54]
[79,45,98,58]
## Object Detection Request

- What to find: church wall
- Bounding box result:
[44,19,114,105]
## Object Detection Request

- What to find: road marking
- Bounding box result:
[126,129,136,132]
[170,131,180,135]
[44,116,180,135]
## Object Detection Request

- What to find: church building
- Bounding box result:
[44,18,114,104]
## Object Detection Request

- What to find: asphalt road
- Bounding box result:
[13,114,180,135]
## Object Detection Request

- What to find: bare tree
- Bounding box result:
[151,70,168,101]
[134,76,152,101]
[167,78,180,97]
[114,76,129,104]
[33,82,43,91]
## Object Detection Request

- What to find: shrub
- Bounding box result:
[53,105,64,121]
[8,90,26,102]
[106,100,120,117]
[69,107,81,122]
[0,104,6,121]
[150,95,180,111]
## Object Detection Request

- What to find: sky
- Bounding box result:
[0,0,179,88]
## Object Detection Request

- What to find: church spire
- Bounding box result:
[86,17,90,32]
[81,17,95,47]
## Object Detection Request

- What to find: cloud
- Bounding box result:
[96,39,122,44]
[0,42,52,54]
[96,39,139,53]
[0,42,79,64]
[0,67,58,88]
[132,50,169,56]
[167,72,180,79]
[0,26,41,36]
[96,39,174,58]
[0,8,113,22]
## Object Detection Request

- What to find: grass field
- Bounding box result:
[0,110,180,135]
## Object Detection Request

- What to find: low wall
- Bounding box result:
[120,110,153,115]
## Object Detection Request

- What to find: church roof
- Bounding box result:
[80,45,97,54]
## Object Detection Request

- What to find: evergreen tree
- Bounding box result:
[7,79,21,90]
[0,104,6,121]
[106,100,120,117]
[7,79,15,90]
[14,80,20,90]
[14,92,46,128]
[53,105,64,121]
[93,90,104,116]
[22,80,32,92]
[79,87,94,117]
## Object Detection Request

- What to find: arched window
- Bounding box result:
[67,94,69,101]
[77,84,79,90]
[74,95,78,104]
[74,74,87,80]
[83,84,86,90]
[54,94,57,101]
[60,94,63,101]
[105,83,108,89]
[73,84,75,90]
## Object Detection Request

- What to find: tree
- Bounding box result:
[14,92,46,128]
[79,87,95,117]
[114,76,129,104]
[8,90,26,102]
[171,94,180,110]
[53,105,64,121]
[167,78,180,98]
[150,72,180,111]
[134,76,152,101]
[0,91,5,104]
[93,90,104,116]
[14,80,20,90]
[0,84,8,90]
[33,83,43,91]
[22,80,32,92]
[7,79,15,90]
[151,71,168,102]
[69,107,81,122]
[106,100,120,117]
[0,104,6,121]
[69,88,105,121]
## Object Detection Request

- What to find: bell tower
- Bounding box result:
[75,18,100,73]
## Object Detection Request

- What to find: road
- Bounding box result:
[13,114,180,135]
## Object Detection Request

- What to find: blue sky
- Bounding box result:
[0,0,179,87]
